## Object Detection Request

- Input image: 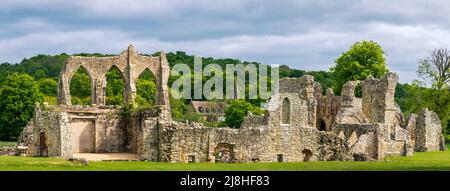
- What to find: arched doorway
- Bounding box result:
[319,119,326,131]
[302,149,312,162]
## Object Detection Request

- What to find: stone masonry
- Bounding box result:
[15,46,446,162]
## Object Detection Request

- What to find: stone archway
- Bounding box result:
[319,118,326,131]
[57,45,171,118]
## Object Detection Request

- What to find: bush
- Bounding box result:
[224,100,262,128]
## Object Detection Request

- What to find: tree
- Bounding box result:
[136,79,156,107]
[70,68,92,105]
[401,81,450,135]
[411,48,450,135]
[331,41,388,94]
[224,100,262,128]
[0,73,44,141]
[418,48,450,90]
[136,69,157,107]
[38,78,58,96]
[105,68,125,105]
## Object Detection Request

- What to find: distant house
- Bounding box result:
[190,101,227,122]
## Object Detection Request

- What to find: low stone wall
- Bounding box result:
[158,121,352,163]
[0,146,16,156]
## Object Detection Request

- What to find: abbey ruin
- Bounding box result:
[17,45,446,162]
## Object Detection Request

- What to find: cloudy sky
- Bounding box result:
[1,0,450,82]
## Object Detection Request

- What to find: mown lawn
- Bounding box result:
[0,145,449,171]
[0,142,17,147]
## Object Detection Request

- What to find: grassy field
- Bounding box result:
[0,145,449,171]
[0,142,17,147]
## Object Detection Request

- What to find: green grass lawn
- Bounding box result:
[1,145,449,171]
[0,141,17,147]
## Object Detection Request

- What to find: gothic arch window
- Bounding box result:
[105,66,126,105]
[281,97,291,125]
[135,68,157,107]
[69,65,92,105]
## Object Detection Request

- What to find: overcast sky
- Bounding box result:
[1,0,450,82]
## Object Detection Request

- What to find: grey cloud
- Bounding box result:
[1,0,450,83]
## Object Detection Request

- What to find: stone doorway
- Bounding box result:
[214,143,235,163]
[302,149,313,162]
[39,132,48,156]
[71,118,95,153]
[319,119,326,131]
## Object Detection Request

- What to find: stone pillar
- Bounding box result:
[158,51,172,120]
[127,44,138,104]
[415,108,446,152]
[361,72,398,124]
[57,69,71,105]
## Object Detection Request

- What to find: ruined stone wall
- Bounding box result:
[316,88,341,131]
[29,106,70,157]
[157,76,352,164]
[57,45,171,119]
[415,109,446,151]
[361,73,398,124]
[278,76,317,128]
[158,121,352,163]
[27,105,141,157]
[334,81,368,125]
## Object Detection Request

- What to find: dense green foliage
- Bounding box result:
[70,67,92,105]
[0,73,44,140]
[0,54,69,83]
[331,41,389,95]
[224,100,262,128]
[136,69,157,107]
[105,67,125,105]
[396,82,450,134]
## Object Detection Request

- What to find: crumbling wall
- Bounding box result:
[57,45,171,119]
[334,81,367,124]
[158,114,353,163]
[415,108,446,151]
[361,72,398,124]
[28,107,70,157]
[26,105,141,157]
[316,88,341,131]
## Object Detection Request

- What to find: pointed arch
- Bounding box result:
[105,65,126,105]
[69,65,93,105]
[135,67,158,107]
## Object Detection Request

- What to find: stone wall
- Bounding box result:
[155,75,353,163]
[57,45,171,120]
[415,108,446,152]
[26,105,139,158]
[0,147,16,156]
[361,73,398,124]
[316,88,341,131]
[157,121,352,163]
